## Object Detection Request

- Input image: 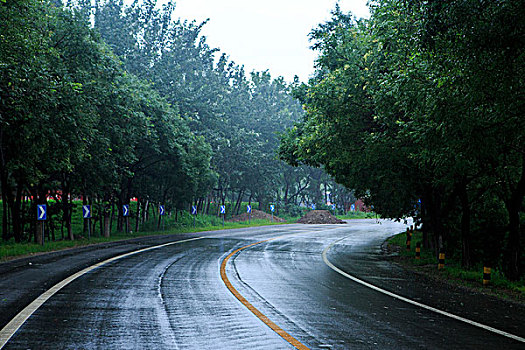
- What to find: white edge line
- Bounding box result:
[0,236,204,349]
[322,237,525,344]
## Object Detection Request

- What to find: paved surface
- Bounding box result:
[1,220,524,349]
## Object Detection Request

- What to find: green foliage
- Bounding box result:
[279,1,525,280]
[388,231,524,300]
[0,0,213,242]
[0,213,286,262]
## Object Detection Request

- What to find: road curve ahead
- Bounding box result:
[1,220,524,349]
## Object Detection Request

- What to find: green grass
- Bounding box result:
[0,215,286,262]
[387,231,525,301]
[337,211,376,220]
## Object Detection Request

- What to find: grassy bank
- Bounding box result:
[337,211,376,220]
[387,231,525,303]
[0,217,283,262]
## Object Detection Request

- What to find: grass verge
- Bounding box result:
[386,231,525,304]
[0,218,284,262]
[337,211,376,220]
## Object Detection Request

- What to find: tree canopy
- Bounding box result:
[279,1,525,280]
[1,0,353,244]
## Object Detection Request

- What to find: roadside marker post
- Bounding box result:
[270,204,275,222]
[37,205,47,246]
[220,205,226,227]
[406,228,412,251]
[483,267,491,286]
[438,248,445,270]
[191,205,197,228]
[82,205,91,239]
[123,205,129,234]
[415,242,421,260]
[160,205,165,231]
[247,205,252,224]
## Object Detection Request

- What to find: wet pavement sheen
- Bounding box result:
[1,220,524,349]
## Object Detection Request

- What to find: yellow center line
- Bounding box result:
[220,238,309,350]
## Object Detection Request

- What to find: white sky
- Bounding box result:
[166,0,370,83]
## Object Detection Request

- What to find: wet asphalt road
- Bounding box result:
[1,220,524,349]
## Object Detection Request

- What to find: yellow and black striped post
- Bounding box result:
[483,267,491,286]
[415,242,421,260]
[438,249,445,270]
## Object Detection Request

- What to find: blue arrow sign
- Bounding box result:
[350,204,355,211]
[123,205,129,217]
[311,204,316,210]
[270,204,275,212]
[160,205,165,216]
[331,204,336,211]
[37,205,47,221]
[191,205,197,215]
[220,205,226,214]
[247,205,252,213]
[83,205,91,219]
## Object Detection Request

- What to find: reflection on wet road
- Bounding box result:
[2,220,524,349]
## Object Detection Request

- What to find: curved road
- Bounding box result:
[1,220,524,349]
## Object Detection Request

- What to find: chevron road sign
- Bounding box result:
[123,205,129,217]
[83,205,91,219]
[220,205,226,214]
[270,205,275,212]
[160,205,165,216]
[37,205,47,221]
[191,206,197,215]
[247,205,252,213]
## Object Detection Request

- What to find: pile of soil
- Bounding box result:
[297,210,346,224]
[227,209,286,223]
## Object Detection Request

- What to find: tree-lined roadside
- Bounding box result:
[387,231,525,303]
[1,0,355,246]
[280,2,524,281]
[0,215,285,262]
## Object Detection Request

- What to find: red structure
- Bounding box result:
[354,199,369,212]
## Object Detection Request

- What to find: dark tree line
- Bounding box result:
[1,0,216,242]
[280,2,525,280]
[1,0,352,243]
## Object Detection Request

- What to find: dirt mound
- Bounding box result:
[297,210,346,224]
[228,209,286,223]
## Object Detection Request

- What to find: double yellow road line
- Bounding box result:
[220,238,309,350]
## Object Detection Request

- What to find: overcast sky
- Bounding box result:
[167,0,370,83]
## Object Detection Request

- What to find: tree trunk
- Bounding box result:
[284,182,289,205]
[503,159,525,281]
[12,184,23,243]
[505,201,521,280]
[103,205,111,238]
[64,188,73,241]
[234,189,244,215]
[1,171,10,241]
[205,195,211,215]
[144,200,149,224]
[457,181,472,268]
[116,198,122,232]
[135,199,141,232]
